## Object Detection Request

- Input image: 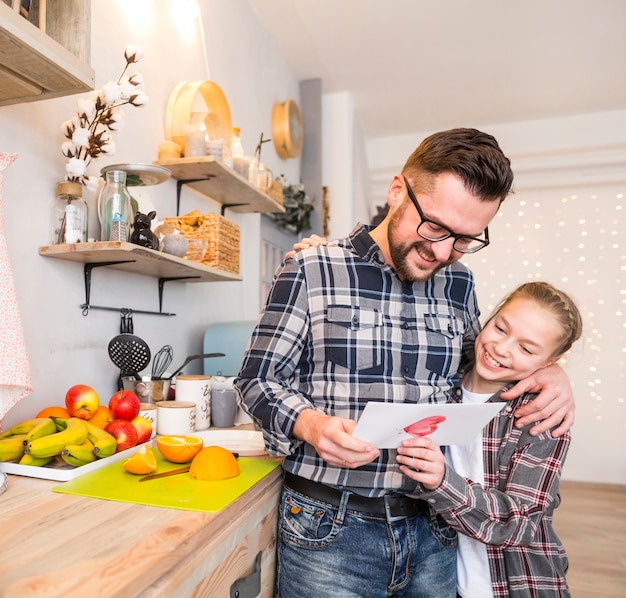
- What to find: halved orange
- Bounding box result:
[156,435,204,463]
[123,445,157,474]
[36,406,70,419]
[189,445,240,481]
[88,405,114,429]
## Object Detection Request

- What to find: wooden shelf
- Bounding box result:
[153,156,285,214]
[39,242,242,283]
[0,1,94,106]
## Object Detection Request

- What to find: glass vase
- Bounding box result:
[100,170,132,242]
[52,181,88,244]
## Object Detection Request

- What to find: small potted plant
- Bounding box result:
[272,175,315,234]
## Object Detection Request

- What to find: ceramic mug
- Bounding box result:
[211,389,238,428]
[175,375,211,430]
[156,401,196,436]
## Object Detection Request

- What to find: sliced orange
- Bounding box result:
[88,405,115,429]
[36,406,70,419]
[123,445,157,474]
[156,435,204,463]
[189,445,240,481]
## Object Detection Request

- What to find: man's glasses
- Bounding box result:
[403,176,490,254]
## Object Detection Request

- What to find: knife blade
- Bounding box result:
[139,466,190,482]
[138,452,239,482]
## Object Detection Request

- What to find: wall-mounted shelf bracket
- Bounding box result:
[158,276,201,312]
[80,261,179,317]
[220,203,248,216]
[176,177,215,216]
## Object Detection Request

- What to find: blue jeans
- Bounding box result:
[276,486,457,598]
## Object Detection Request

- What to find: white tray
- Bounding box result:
[0,441,151,482]
[189,429,266,457]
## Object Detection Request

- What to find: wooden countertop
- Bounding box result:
[0,460,283,597]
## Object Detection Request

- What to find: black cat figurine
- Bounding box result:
[130,210,159,250]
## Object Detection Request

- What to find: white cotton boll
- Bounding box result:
[76,98,96,121]
[101,82,122,105]
[66,157,87,178]
[124,45,144,63]
[72,127,90,147]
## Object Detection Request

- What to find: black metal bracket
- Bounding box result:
[219,203,248,216]
[158,276,201,312]
[80,262,180,317]
[176,177,216,216]
[175,176,250,216]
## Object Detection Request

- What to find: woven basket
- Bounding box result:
[267,180,284,206]
[164,211,240,274]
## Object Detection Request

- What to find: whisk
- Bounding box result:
[151,345,173,380]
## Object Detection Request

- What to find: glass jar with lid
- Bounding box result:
[52,181,88,244]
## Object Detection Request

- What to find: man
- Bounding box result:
[236,128,574,597]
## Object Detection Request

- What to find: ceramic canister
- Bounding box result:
[156,401,196,436]
[175,375,211,430]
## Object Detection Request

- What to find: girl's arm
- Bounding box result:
[397,429,570,547]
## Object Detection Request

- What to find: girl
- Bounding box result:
[397,281,583,598]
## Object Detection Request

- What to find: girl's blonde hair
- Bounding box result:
[485,281,583,358]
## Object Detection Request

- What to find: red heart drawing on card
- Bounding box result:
[403,415,447,437]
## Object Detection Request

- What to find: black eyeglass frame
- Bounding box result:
[402,176,490,254]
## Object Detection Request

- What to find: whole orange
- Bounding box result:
[157,435,204,463]
[88,406,114,429]
[189,446,240,481]
[36,406,70,419]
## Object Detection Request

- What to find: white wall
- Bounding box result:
[0,0,300,428]
[365,111,626,485]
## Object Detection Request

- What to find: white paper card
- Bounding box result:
[353,402,506,448]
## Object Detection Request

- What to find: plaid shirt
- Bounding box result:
[420,385,571,597]
[237,224,481,497]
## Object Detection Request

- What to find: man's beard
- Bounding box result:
[387,207,455,282]
[389,238,453,282]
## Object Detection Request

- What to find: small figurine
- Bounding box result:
[130,211,159,250]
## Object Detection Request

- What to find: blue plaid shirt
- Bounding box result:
[236,224,481,498]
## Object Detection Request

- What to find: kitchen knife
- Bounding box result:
[139,465,190,482]
[139,452,239,482]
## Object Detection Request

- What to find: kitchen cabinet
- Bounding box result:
[0,457,282,597]
[0,0,94,106]
[153,157,285,215]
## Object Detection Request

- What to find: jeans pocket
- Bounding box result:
[279,490,342,549]
[428,513,458,547]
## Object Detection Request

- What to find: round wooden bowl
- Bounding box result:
[164,81,232,154]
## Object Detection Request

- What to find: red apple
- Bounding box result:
[65,384,99,420]
[104,419,139,452]
[108,390,141,421]
[131,415,153,444]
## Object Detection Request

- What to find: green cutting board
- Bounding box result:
[52,450,281,512]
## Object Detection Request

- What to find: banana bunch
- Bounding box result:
[0,416,118,467]
[0,417,57,462]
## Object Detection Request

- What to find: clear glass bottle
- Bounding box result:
[100,170,132,242]
[231,127,249,178]
[52,181,88,244]
[231,127,245,159]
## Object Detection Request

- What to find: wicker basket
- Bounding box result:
[267,180,284,206]
[164,211,240,274]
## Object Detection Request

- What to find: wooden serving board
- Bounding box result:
[52,450,281,512]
